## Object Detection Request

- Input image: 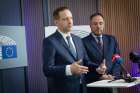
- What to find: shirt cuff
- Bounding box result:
[66,65,72,76]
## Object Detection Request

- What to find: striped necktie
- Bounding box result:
[66,36,77,58]
[96,36,103,50]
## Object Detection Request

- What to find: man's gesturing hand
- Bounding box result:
[70,60,89,75]
[96,59,107,75]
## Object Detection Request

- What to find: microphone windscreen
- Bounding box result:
[115,57,123,64]
[129,51,140,63]
[112,54,120,61]
[112,54,123,64]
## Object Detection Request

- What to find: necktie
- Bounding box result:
[66,36,77,58]
[96,36,103,50]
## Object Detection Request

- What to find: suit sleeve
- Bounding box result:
[42,38,66,78]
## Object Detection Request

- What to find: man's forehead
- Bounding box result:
[59,10,72,16]
[91,15,103,20]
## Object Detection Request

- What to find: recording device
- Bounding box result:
[129,51,140,73]
[109,54,137,83]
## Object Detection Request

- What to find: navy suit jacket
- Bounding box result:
[43,31,98,93]
[83,33,121,83]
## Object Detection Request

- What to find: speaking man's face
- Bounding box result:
[55,9,73,33]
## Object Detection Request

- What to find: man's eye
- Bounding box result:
[93,23,97,25]
[100,22,103,25]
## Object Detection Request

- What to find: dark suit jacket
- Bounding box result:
[43,31,98,93]
[83,33,121,83]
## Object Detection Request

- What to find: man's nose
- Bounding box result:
[68,18,72,22]
[97,24,100,28]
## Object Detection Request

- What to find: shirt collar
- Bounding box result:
[91,33,102,38]
[57,29,71,38]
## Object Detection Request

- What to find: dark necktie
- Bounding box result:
[66,36,77,58]
[96,36,103,50]
[97,36,104,61]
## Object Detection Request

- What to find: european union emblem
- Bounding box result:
[2,45,17,59]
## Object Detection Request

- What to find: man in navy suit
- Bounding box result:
[83,13,121,93]
[42,7,105,93]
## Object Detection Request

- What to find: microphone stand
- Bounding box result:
[120,63,137,83]
[108,64,137,83]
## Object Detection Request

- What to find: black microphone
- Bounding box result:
[129,51,140,63]
[109,54,124,75]
[110,54,137,83]
[129,51,140,73]
[113,54,128,74]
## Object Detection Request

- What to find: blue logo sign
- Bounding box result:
[2,45,17,59]
[0,35,17,60]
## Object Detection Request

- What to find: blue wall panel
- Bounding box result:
[0,0,22,25]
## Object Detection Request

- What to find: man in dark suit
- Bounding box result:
[42,7,104,93]
[83,13,121,93]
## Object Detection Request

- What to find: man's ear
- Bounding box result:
[54,20,58,25]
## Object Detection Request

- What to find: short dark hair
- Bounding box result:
[53,6,69,20]
[90,12,104,20]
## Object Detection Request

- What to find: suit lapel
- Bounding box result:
[54,31,77,61]
[89,34,103,55]
[55,31,69,50]
[102,35,109,59]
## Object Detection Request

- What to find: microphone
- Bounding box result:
[112,54,128,74]
[129,51,140,63]
[129,51,140,73]
[110,54,137,82]
[109,54,123,75]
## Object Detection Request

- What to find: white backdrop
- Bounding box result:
[45,25,91,38]
[0,26,28,69]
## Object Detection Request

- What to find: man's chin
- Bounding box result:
[95,31,102,35]
[94,33,102,36]
[67,28,72,32]
[64,29,71,33]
